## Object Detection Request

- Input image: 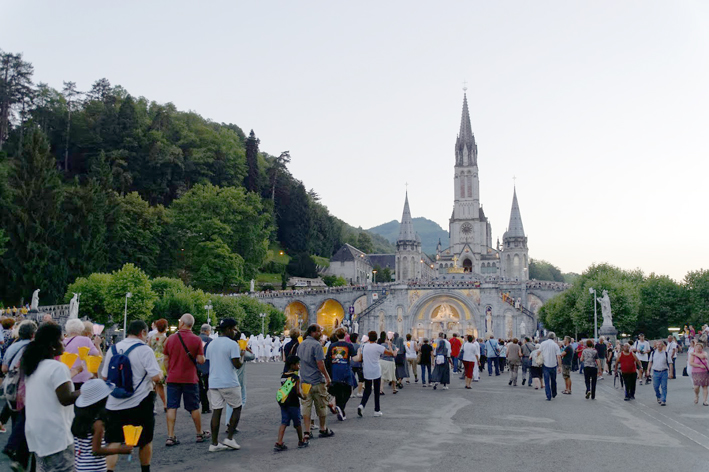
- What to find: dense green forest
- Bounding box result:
[0,49,384,308]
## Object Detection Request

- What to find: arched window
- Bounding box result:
[463,259,473,273]
[467,174,473,198]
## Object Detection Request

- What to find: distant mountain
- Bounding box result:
[367,217,448,256]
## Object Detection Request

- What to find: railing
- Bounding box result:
[501,293,536,324]
[353,292,388,323]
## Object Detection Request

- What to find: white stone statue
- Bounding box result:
[31,289,40,310]
[520,321,526,335]
[596,290,613,327]
[250,279,255,292]
[485,308,493,335]
[69,293,81,319]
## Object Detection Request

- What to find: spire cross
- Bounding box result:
[513,175,517,186]
[462,80,468,92]
[405,182,408,191]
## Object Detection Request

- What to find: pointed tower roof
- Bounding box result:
[455,93,477,166]
[398,192,417,242]
[505,187,525,238]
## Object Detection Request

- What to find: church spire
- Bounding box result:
[455,93,477,166]
[397,192,417,242]
[506,187,525,238]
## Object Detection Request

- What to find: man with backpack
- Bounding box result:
[647,340,673,405]
[101,320,163,472]
[163,313,210,446]
[486,335,500,376]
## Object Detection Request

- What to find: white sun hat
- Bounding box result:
[76,379,114,408]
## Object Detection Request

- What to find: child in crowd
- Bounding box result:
[71,379,133,471]
[274,355,307,452]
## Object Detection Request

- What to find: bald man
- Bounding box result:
[163,313,210,445]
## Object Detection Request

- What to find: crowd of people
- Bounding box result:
[1,311,708,471]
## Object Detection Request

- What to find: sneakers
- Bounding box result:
[422,383,427,387]
[373,411,383,417]
[357,405,363,417]
[356,392,363,398]
[585,391,591,399]
[298,441,309,448]
[336,406,344,421]
[209,443,231,452]
[222,438,241,450]
[660,401,666,406]
[318,429,335,438]
[442,386,449,390]
[273,443,288,452]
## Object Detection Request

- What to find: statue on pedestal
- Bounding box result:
[520,320,526,336]
[596,290,613,327]
[69,293,81,319]
[31,289,40,310]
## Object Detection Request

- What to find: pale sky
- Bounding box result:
[2,1,708,281]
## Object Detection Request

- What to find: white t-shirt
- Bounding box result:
[462,342,479,362]
[405,340,417,360]
[362,343,386,380]
[632,340,650,362]
[667,341,678,359]
[540,339,560,368]
[101,338,161,410]
[650,349,671,371]
[25,359,74,457]
[687,347,694,375]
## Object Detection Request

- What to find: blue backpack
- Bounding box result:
[107,343,147,399]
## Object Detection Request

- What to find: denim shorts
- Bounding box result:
[280,406,302,427]
[167,382,200,411]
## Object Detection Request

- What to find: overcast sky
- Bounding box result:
[2,1,708,281]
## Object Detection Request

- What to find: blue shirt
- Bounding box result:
[2,340,30,369]
[205,336,241,389]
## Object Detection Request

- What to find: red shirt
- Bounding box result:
[618,352,637,374]
[163,329,204,384]
[449,337,462,357]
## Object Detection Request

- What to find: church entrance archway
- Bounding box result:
[463,259,472,272]
[284,301,308,334]
[410,293,479,341]
[316,299,344,336]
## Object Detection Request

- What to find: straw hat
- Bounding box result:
[76,379,114,408]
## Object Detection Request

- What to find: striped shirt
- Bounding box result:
[74,435,107,472]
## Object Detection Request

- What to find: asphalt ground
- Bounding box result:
[2,353,708,471]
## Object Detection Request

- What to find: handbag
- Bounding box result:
[457,348,465,361]
[682,367,688,376]
[416,352,422,364]
[435,354,445,365]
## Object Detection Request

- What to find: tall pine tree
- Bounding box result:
[0,129,68,303]
[244,129,260,193]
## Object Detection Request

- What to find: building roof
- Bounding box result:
[331,243,371,264]
[504,187,525,239]
[368,254,396,270]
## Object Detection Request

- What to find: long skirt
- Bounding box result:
[395,356,409,380]
[530,365,543,379]
[431,358,451,384]
[380,359,396,382]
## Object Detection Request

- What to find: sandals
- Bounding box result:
[166,436,180,446]
[196,431,211,443]
[303,431,311,442]
[318,428,335,438]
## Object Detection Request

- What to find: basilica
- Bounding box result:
[395,93,529,283]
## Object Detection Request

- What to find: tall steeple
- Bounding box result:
[397,192,417,242]
[506,187,525,238]
[455,93,477,167]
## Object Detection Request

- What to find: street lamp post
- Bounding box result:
[123,292,132,339]
[204,300,213,325]
[259,312,267,335]
[589,287,598,341]
[373,270,377,284]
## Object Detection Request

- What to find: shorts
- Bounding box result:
[37,445,74,472]
[352,367,364,383]
[105,392,156,447]
[167,382,200,411]
[562,365,571,379]
[280,406,302,427]
[208,386,242,410]
[300,382,328,418]
[640,361,649,373]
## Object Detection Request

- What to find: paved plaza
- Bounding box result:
[3,354,708,471]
